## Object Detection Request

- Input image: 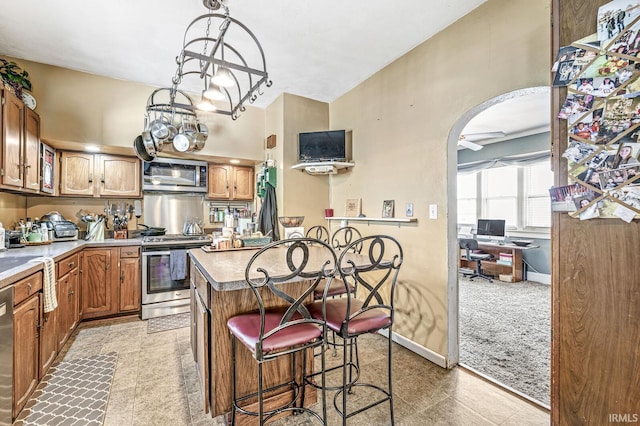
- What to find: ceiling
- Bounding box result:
[459,87,551,148]
[0,0,486,108]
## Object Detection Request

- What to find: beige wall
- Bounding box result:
[0,193,26,229]
[329,0,550,360]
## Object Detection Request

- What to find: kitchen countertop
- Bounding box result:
[0,238,142,289]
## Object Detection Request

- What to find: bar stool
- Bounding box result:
[313,226,362,301]
[226,237,337,425]
[306,225,330,243]
[307,235,403,425]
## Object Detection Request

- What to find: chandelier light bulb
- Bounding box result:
[203,82,226,101]
[212,66,235,87]
[197,94,217,111]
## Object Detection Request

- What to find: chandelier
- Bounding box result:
[135,0,271,160]
[172,0,271,119]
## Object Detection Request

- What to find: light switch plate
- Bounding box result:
[429,204,438,219]
[406,203,414,217]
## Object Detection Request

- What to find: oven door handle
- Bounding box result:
[142,250,172,257]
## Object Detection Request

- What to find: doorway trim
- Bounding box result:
[445,86,550,367]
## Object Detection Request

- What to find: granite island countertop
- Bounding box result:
[0,238,142,289]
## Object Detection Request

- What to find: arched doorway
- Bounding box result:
[448,86,552,408]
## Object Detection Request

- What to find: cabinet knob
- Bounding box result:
[27,283,32,293]
[68,261,75,268]
[88,173,93,183]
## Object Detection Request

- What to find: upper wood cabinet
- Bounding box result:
[0,88,41,192]
[59,152,141,198]
[207,164,254,200]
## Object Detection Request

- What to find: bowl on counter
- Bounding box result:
[278,216,305,228]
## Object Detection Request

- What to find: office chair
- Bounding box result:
[458,238,494,282]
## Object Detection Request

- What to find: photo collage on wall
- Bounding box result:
[552,0,640,221]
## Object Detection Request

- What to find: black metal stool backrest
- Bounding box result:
[305,225,330,243]
[244,237,338,357]
[337,235,403,335]
[331,226,363,253]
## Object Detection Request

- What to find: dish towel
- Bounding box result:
[29,256,57,313]
[170,249,187,281]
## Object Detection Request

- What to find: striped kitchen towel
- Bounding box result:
[29,256,57,312]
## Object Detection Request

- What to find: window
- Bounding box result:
[524,162,553,228]
[483,167,518,227]
[457,160,552,232]
[457,173,477,225]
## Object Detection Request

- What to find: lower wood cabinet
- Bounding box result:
[13,292,40,418]
[39,296,58,379]
[82,246,140,319]
[119,247,140,313]
[57,265,79,348]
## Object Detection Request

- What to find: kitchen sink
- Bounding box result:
[0,256,42,272]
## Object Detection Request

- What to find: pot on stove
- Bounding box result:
[183,217,203,235]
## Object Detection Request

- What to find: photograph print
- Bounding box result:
[563,140,600,164]
[597,0,640,43]
[559,93,595,122]
[605,17,640,55]
[382,200,395,218]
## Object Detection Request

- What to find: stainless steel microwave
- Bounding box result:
[142,158,208,193]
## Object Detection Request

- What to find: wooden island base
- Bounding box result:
[189,249,318,425]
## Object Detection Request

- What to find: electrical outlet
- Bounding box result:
[429,204,438,219]
[406,203,414,217]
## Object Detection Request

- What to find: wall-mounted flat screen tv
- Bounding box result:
[298,130,346,162]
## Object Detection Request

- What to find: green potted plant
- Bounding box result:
[0,59,32,98]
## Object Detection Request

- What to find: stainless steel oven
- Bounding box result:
[141,236,210,319]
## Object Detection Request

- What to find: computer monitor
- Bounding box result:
[476,219,506,242]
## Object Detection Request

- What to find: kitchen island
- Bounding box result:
[188,247,323,424]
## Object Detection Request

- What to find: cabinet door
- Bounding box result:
[208,164,231,199]
[232,166,254,200]
[59,152,95,196]
[39,291,58,379]
[57,269,79,348]
[82,248,118,318]
[23,108,40,192]
[1,89,24,189]
[119,257,140,312]
[13,293,40,417]
[99,155,141,198]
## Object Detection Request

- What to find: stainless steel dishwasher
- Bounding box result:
[0,287,13,426]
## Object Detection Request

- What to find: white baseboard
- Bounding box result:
[527,272,550,285]
[378,329,448,368]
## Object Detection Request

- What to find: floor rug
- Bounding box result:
[147,312,190,334]
[14,352,117,426]
[458,276,550,406]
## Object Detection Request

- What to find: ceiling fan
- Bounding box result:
[457,131,506,151]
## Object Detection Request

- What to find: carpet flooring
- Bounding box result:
[146,312,190,334]
[458,276,550,406]
[14,352,117,425]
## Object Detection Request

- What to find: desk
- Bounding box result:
[458,241,539,282]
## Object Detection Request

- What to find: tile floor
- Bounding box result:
[50,316,549,425]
